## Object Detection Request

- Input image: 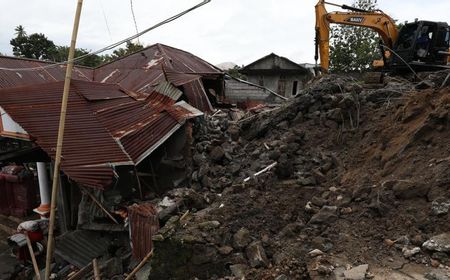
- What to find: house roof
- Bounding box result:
[0,43,223,112]
[240,53,309,75]
[0,79,202,189]
[0,56,93,89]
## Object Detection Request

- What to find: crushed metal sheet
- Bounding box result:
[154,81,183,101]
[0,44,223,113]
[0,80,202,188]
[0,56,93,89]
[128,203,160,260]
[55,230,111,268]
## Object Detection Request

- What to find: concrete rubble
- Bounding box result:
[2,69,450,279]
[145,70,450,279]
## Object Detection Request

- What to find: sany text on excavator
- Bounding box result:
[314,0,450,75]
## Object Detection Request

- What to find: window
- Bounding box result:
[292,81,298,96]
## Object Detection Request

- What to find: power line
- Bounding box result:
[97,0,113,42]
[0,0,212,72]
[130,0,140,45]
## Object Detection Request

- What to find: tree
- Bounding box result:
[10,26,146,67]
[54,46,105,67]
[329,0,381,73]
[227,65,246,80]
[109,41,144,60]
[10,26,57,60]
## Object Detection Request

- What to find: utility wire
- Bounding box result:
[97,0,113,42]
[130,0,140,45]
[0,0,211,71]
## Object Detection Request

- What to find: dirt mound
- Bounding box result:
[150,71,450,280]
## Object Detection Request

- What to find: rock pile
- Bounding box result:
[149,70,450,279]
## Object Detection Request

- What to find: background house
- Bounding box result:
[240,53,312,98]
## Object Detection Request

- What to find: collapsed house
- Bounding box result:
[0,44,230,277]
[240,53,313,98]
[0,44,303,277]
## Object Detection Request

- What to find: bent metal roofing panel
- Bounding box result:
[0,79,202,189]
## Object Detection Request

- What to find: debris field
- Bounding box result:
[148,71,450,279]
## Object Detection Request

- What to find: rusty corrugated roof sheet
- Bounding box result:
[0,56,93,89]
[0,79,202,188]
[0,43,223,113]
[93,43,221,112]
[128,203,159,260]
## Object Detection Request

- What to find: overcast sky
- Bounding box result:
[0,0,448,66]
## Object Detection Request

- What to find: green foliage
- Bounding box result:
[227,65,246,80]
[53,46,105,67]
[10,26,145,67]
[10,25,57,60]
[110,41,144,60]
[329,0,381,73]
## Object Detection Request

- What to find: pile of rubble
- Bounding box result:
[148,70,450,279]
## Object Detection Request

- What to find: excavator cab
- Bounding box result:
[391,21,450,71]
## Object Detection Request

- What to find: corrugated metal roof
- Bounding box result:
[0,44,223,113]
[55,230,111,268]
[93,44,221,112]
[0,80,203,188]
[128,203,159,259]
[0,56,93,89]
[182,79,214,112]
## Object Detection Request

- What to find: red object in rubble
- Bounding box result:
[0,168,38,217]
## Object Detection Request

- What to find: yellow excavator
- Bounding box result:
[315,0,450,75]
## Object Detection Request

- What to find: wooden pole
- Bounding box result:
[25,234,41,280]
[92,258,101,280]
[44,1,84,279]
[124,250,154,280]
[66,262,93,280]
[84,190,119,224]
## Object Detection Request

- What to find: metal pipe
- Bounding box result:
[34,162,50,217]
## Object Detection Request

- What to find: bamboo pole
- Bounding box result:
[92,258,101,280]
[124,250,154,280]
[25,234,41,280]
[66,262,93,280]
[84,190,119,224]
[44,1,84,279]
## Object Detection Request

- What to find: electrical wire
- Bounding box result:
[379,44,420,80]
[130,0,140,45]
[0,0,211,72]
[97,0,113,42]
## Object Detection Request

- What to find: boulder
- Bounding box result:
[423,233,450,252]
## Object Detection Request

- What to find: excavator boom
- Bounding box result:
[315,0,399,72]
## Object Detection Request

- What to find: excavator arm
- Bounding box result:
[315,0,399,72]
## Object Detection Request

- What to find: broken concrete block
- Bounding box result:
[423,233,450,252]
[309,205,338,225]
[233,228,251,249]
[229,263,248,278]
[210,146,225,162]
[197,220,221,231]
[245,241,269,268]
[343,264,368,280]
